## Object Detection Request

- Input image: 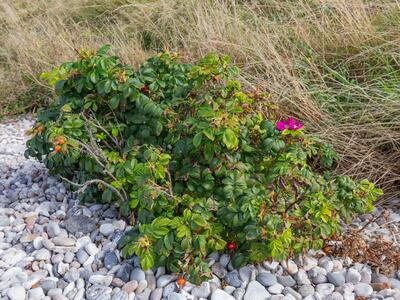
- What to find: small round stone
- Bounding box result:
[354,282,373,297]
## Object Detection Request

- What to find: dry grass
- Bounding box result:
[1,0,400,198]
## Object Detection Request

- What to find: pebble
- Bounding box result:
[354,282,373,296]
[211,288,236,300]
[7,286,26,300]
[244,281,270,300]
[257,273,277,287]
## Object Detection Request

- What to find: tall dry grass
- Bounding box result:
[1,0,400,199]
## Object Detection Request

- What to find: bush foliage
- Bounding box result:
[26,46,382,283]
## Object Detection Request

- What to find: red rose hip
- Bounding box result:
[226,241,237,251]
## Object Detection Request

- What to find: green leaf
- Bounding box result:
[102,189,113,202]
[223,128,238,150]
[193,132,202,148]
[110,96,120,109]
[141,252,154,270]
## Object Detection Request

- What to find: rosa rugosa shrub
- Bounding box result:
[26,45,382,283]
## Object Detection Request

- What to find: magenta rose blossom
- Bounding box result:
[275,117,303,131]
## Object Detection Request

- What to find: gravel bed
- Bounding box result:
[0,117,399,300]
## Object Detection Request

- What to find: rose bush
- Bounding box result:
[26,45,382,283]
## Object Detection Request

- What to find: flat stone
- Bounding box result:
[89,274,113,286]
[211,288,236,300]
[192,281,211,298]
[327,272,346,286]
[116,264,133,282]
[225,270,242,288]
[150,288,163,300]
[346,268,361,284]
[34,248,51,261]
[316,283,335,296]
[354,282,373,296]
[156,274,176,288]
[212,263,227,279]
[64,215,97,234]
[104,251,119,269]
[47,221,61,238]
[100,223,115,236]
[86,284,112,300]
[122,280,138,293]
[28,287,45,300]
[257,273,277,287]
[268,283,284,294]
[282,259,298,275]
[169,292,185,300]
[243,281,270,300]
[52,236,75,246]
[131,268,146,282]
[7,286,26,300]
[277,275,296,287]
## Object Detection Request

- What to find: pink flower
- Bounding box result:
[275,117,303,131]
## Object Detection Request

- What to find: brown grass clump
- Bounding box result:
[1,0,400,197]
[334,229,400,276]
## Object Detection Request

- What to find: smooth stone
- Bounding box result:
[64,215,97,234]
[35,248,51,261]
[40,279,57,293]
[64,268,80,283]
[225,270,242,288]
[136,280,148,294]
[135,288,151,300]
[282,259,298,275]
[390,278,400,289]
[277,275,296,287]
[7,286,26,300]
[163,282,177,298]
[212,263,227,279]
[157,274,176,288]
[327,272,346,286]
[303,256,318,271]
[89,274,113,286]
[233,287,245,300]
[354,282,373,296]
[28,287,45,300]
[326,292,344,300]
[283,287,302,300]
[346,268,361,284]
[86,285,112,300]
[360,269,372,283]
[150,288,163,300]
[84,243,99,256]
[104,251,119,269]
[52,236,75,246]
[238,266,253,284]
[298,285,315,297]
[268,283,284,294]
[100,223,115,236]
[116,264,133,282]
[243,281,270,300]
[263,261,279,272]
[47,221,61,238]
[257,273,277,287]
[316,283,335,296]
[131,268,146,282]
[168,292,185,300]
[211,288,236,300]
[294,269,311,285]
[76,249,89,264]
[192,282,211,298]
[122,280,138,293]
[63,251,74,263]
